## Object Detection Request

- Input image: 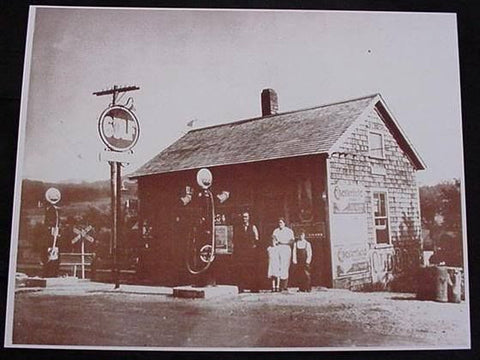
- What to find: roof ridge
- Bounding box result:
[187,93,380,133]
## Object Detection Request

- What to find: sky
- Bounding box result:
[20,7,463,186]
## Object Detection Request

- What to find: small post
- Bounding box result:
[81,238,86,280]
[111,159,120,288]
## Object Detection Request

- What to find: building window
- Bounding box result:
[369,131,384,159]
[373,191,390,244]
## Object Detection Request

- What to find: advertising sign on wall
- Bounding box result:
[330,182,369,278]
[335,244,369,276]
[214,225,233,254]
[332,183,365,214]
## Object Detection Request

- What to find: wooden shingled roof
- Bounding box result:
[130,93,423,178]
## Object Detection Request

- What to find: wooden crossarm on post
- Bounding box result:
[93,86,139,96]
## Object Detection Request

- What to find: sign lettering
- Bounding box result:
[98,105,140,152]
[103,116,135,141]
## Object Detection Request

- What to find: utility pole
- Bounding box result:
[93,85,140,289]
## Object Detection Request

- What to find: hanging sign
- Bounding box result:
[98,105,140,152]
[99,149,134,163]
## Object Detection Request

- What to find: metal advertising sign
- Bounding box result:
[214,225,233,254]
[332,183,366,214]
[331,211,370,278]
[334,245,369,277]
[99,149,134,163]
[98,105,140,152]
[330,181,369,278]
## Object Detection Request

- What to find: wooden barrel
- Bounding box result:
[417,266,449,302]
[447,268,462,303]
[433,266,450,302]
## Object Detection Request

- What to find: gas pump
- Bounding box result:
[44,187,61,277]
[182,168,230,279]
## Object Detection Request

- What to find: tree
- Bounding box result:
[419,179,463,266]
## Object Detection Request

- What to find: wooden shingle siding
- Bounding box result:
[329,107,422,288]
[133,91,425,289]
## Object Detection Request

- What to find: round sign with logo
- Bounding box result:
[98,105,140,152]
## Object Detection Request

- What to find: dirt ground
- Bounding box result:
[9,279,470,349]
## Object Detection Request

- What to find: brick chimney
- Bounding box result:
[261,88,278,116]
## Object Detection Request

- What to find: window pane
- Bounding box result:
[373,191,389,244]
[369,132,384,158]
[375,218,387,230]
[378,193,386,216]
[373,193,380,215]
[373,192,386,216]
[376,227,389,244]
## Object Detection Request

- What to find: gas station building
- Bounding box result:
[130,89,425,290]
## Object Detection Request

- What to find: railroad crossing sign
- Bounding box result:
[71,225,95,279]
[72,225,95,244]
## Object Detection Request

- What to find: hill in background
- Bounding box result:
[20,178,137,209]
[16,178,139,275]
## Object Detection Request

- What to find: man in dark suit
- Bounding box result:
[233,212,260,293]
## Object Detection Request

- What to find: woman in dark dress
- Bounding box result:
[292,230,312,292]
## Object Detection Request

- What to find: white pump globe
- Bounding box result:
[45,187,61,204]
[196,168,213,189]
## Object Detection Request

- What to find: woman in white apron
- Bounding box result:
[270,218,295,292]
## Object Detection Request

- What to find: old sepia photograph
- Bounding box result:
[4,6,470,351]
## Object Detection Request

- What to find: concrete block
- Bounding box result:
[16,277,47,288]
[27,278,47,287]
[173,285,238,299]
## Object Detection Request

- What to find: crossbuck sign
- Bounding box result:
[71,225,95,279]
[72,225,95,244]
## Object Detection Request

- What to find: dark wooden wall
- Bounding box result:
[136,154,332,287]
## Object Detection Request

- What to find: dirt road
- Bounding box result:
[10,280,470,349]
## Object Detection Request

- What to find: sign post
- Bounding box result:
[93,85,140,289]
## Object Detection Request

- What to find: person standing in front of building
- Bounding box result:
[292,229,313,292]
[233,212,260,293]
[267,236,281,292]
[272,218,295,292]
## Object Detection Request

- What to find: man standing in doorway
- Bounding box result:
[233,211,260,293]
